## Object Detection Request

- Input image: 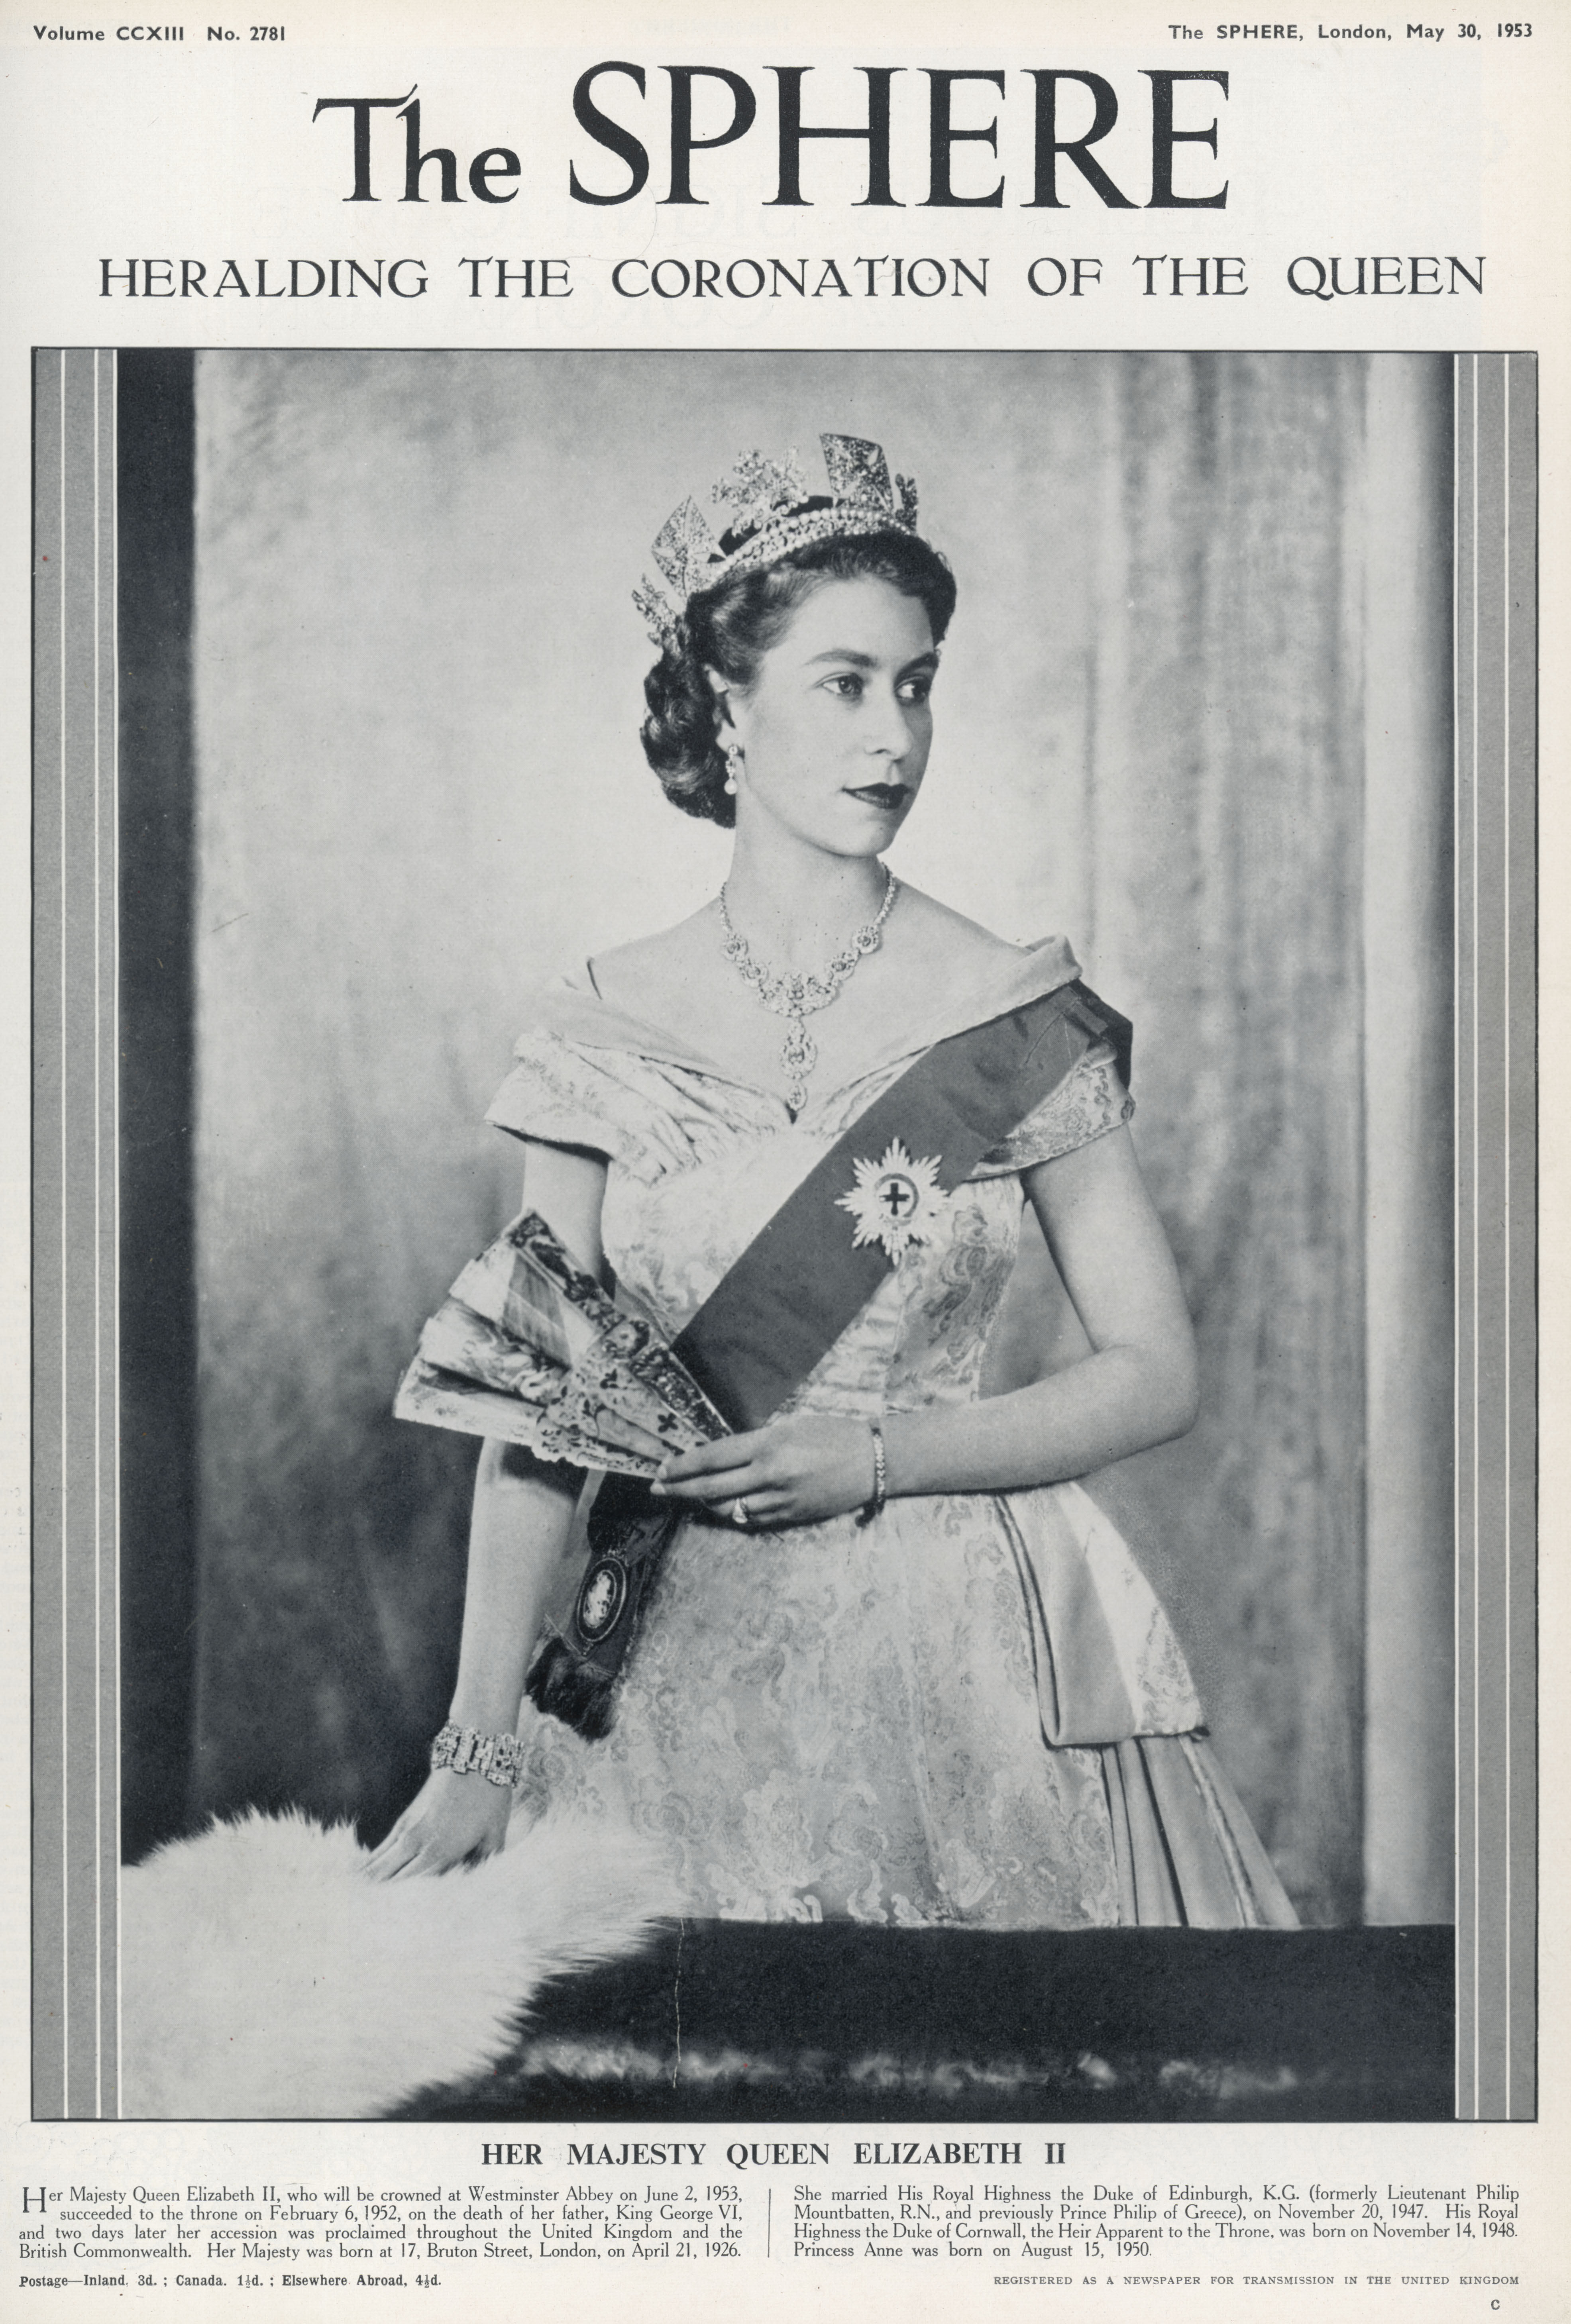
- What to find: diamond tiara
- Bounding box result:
[633,432,921,652]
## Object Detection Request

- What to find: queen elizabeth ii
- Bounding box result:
[369,433,1296,1933]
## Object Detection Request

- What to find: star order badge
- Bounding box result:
[837,1139,950,1264]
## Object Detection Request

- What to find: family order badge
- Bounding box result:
[575,1555,630,1642]
[837,1139,950,1265]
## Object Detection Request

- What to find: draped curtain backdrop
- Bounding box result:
[182,351,1453,1926]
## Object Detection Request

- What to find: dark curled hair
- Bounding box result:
[640,530,958,827]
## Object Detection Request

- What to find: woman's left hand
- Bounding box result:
[652,1415,878,1530]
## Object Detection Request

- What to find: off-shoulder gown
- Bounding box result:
[486,939,1297,1933]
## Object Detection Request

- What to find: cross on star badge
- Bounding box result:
[837,1139,950,1264]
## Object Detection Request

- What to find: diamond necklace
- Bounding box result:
[719,866,899,1114]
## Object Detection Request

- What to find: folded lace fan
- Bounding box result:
[394,1210,729,1477]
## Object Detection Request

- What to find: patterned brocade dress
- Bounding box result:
[487,940,1297,1934]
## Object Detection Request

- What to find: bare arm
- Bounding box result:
[366,1139,609,1878]
[654,1126,1198,1522]
[887,1126,1197,1493]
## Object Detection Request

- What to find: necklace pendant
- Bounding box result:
[717,866,899,1118]
[781,1017,817,1076]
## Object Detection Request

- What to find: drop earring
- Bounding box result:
[724,742,743,795]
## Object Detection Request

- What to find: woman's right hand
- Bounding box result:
[363,1767,515,1881]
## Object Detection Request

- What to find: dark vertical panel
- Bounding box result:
[116,349,197,1862]
[1360,353,1456,1929]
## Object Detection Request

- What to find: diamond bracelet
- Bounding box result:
[430,1721,524,1789]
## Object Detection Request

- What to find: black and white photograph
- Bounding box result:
[46,346,1510,2126]
[12,9,1561,2312]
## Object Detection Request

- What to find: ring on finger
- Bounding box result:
[730,1496,751,1528]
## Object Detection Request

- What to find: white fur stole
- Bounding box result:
[120,1806,681,2119]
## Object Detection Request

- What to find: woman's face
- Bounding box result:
[716,576,937,859]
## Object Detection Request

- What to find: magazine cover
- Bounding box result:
[3,1,1563,2317]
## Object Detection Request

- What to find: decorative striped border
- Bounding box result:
[32,347,121,2120]
[1452,352,1538,2122]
